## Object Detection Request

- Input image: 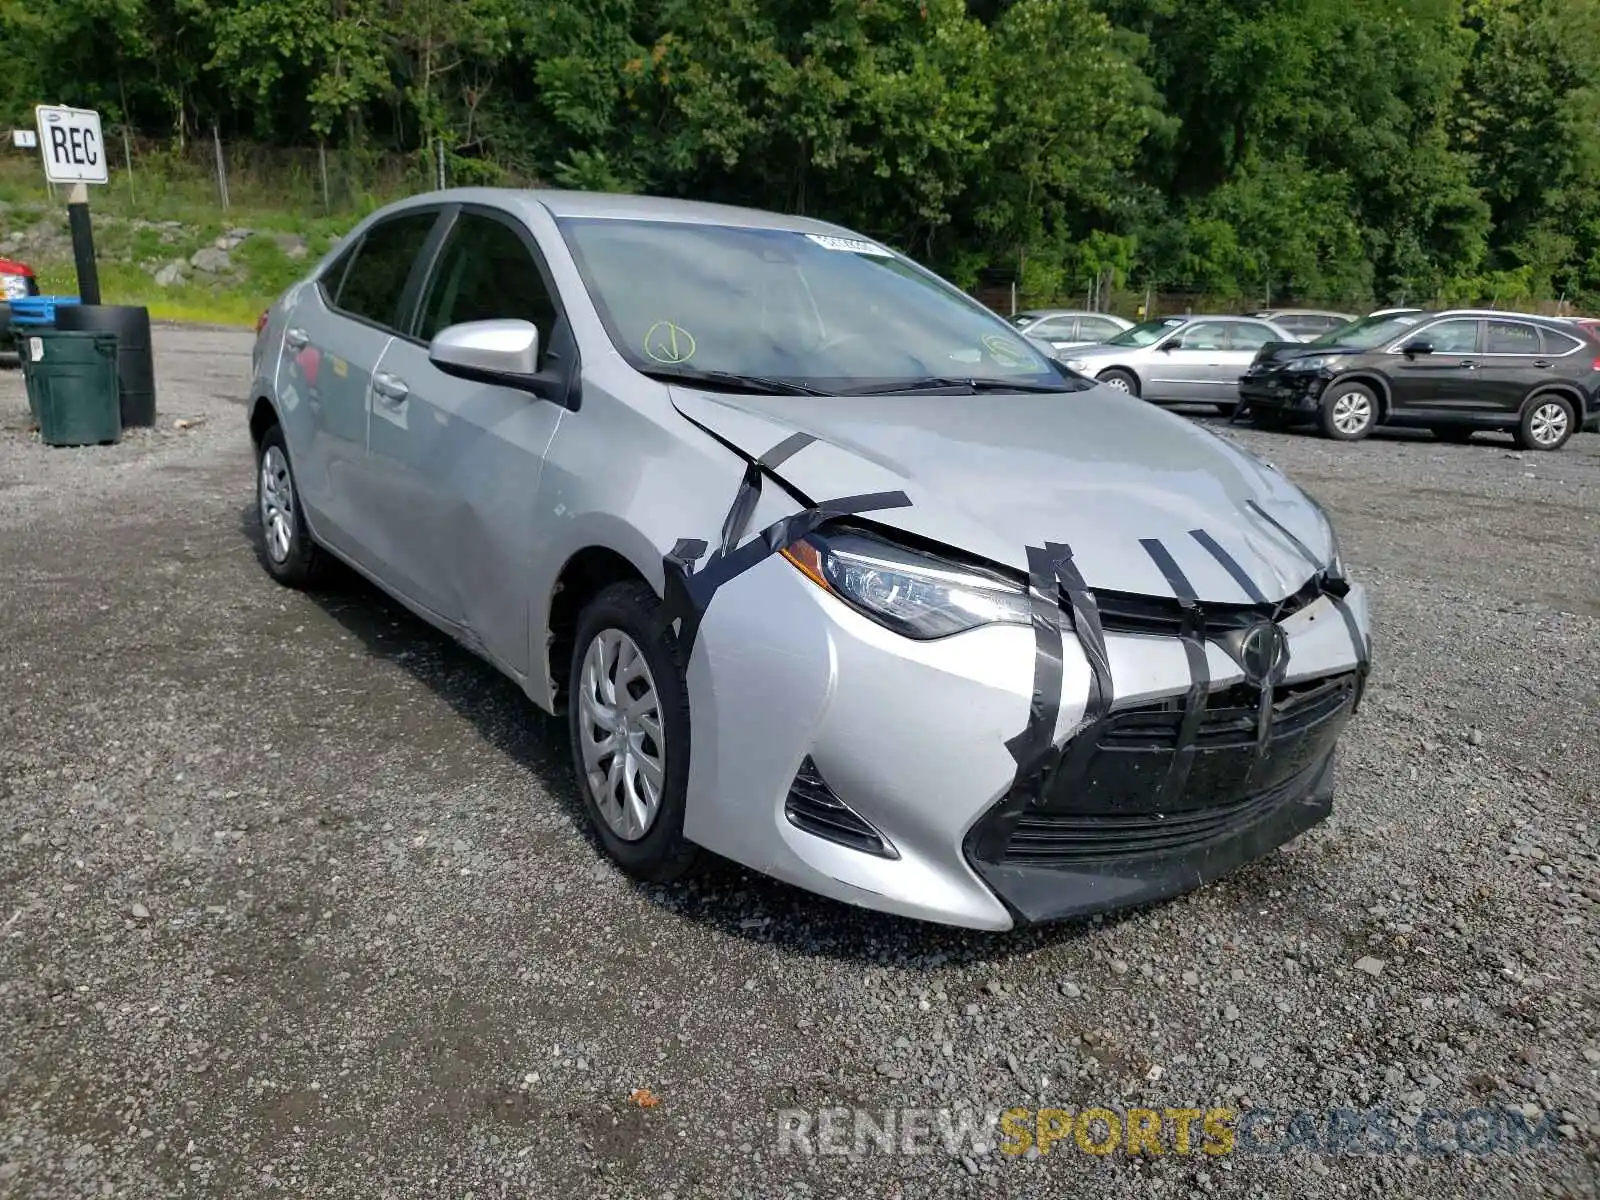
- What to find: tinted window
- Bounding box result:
[1541,327,1583,355]
[1484,320,1540,355]
[318,241,359,304]
[1224,321,1275,350]
[334,212,438,330]
[1418,319,1480,354]
[1106,317,1184,347]
[417,213,559,357]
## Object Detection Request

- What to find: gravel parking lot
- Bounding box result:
[2,327,1597,1199]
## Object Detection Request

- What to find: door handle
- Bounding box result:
[373,373,409,403]
[284,327,309,350]
[1456,360,1476,369]
[1532,360,1552,369]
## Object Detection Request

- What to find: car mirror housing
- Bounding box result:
[1159,339,1181,352]
[1400,340,1434,357]
[429,319,542,389]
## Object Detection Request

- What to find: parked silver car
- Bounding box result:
[1249,309,1357,341]
[248,189,1372,930]
[1064,315,1296,409]
[1008,309,1134,354]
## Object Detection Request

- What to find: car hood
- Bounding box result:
[669,385,1336,604]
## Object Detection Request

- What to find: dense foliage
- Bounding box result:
[3,0,1597,307]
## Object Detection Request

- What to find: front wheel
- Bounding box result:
[567,582,699,882]
[1515,396,1575,451]
[1097,369,1139,396]
[1320,383,1378,441]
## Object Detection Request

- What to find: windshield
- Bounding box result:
[556,218,1072,393]
[1103,317,1185,347]
[1310,313,1423,349]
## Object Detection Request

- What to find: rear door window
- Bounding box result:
[1484,320,1541,355]
[1078,316,1123,342]
[1223,321,1275,351]
[1029,316,1077,340]
[331,211,440,332]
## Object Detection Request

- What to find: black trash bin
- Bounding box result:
[54,304,156,428]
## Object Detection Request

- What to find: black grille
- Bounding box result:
[1095,572,1327,639]
[785,757,897,859]
[967,671,1356,869]
[1004,764,1317,865]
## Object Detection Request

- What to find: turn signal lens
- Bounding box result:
[255,310,269,337]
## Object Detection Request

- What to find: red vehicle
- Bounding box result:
[1,257,39,355]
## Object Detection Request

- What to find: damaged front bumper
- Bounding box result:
[1237,370,1330,412]
[680,542,1371,931]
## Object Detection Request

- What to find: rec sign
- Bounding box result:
[34,105,108,184]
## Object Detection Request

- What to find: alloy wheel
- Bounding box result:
[1530,402,1569,447]
[577,628,667,842]
[1329,390,1372,435]
[259,444,296,564]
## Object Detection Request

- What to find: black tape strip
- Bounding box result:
[1139,538,1211,805]
[1189,527,1268,604]
[718,432,817,556]
[1050,544,1114,727]
[661,489,912,656]
[1244,499,1321,571]
[1003,547,1067,780]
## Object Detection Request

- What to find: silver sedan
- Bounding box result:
[247,190,1371,930]
[1064,315,1296,409]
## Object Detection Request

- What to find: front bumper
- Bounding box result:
[1237,371,1328,410]
[683,546,1371,930]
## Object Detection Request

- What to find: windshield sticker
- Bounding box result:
[644,321,697,364]
[982,334,1032,367]
[804,233,893,257]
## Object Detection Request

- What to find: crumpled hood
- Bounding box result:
[669,385,1337,604]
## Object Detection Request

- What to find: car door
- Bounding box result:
[1384,318,1482,416]
[274,209,441,559]
[363,205,571,673]
[1076,315,1125,346]
[1146,320,1229,400]
[1214,320,1279,398]
[1476,318,1555,416]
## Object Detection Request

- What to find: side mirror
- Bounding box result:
[1159,339,1181,352]
[1400,340,1434,357]
[429,319,541,389]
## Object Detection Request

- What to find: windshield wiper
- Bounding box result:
[641,366,830,397]
[842,376,1080,396]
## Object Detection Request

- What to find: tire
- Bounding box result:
[1097,368,1139,396]
[1320,382,1378,441]
[1431,427,1474,443]
[567,581,698,882]
[255,423,323,586]
[1515,395,1576,452]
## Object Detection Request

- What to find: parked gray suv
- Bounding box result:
[247,189,1372,930]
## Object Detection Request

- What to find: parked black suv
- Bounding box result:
[1236,310,1598,450]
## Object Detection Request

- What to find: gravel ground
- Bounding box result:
[1,328,1597,1199]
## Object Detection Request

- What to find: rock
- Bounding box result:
[1223,1005,1240,1022]
[1582,1048,1600,1064]
[1059,981,1082,999]
[1354,956,1386,977]
[272,232,310,260]
[1111,959,1129,976]
[189,246,232,273]
[1467,727,1484,747]
[129,903,150,921]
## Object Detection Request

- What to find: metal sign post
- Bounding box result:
[34,105,109,305]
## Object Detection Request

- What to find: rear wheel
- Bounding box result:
[1515,395,1575,451]
[255,424,323,586]
[567,582,698,882]
[1320,383,1378,441]
[1097,368,1139,396]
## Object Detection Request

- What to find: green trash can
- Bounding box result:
[23,329,121,446]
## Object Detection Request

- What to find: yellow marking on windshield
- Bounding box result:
[644,321,696,364]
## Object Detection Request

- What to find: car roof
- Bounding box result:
[1253,309,1352,318]
[377,186,864,239]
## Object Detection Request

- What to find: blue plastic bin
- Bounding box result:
[10,295,80,328]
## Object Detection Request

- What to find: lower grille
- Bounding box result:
[1002,764,1315,865]
[785,757,897,859]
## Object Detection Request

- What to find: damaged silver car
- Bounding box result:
[247,190,1373,930]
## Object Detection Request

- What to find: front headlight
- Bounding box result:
[1285,354,1339,373]
[781,529,1030,639]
